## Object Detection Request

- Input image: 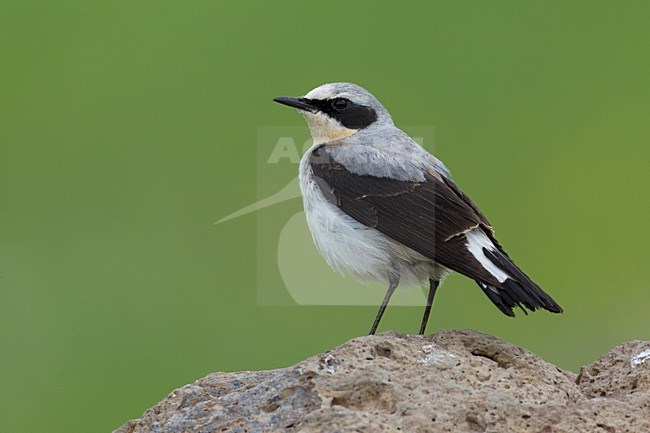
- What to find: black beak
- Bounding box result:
[273,96,316,112]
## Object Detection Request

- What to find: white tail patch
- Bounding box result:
[466,229,510,283]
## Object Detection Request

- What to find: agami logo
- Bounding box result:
[217,126,435,306]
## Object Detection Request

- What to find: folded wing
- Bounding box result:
[309,145,562,316]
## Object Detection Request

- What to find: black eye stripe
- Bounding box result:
[304,98,378,129]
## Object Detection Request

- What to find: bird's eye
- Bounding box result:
[332,98,348,110]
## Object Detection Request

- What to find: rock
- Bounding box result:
[114,330,650,433]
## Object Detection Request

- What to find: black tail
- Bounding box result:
[477,247,563,317]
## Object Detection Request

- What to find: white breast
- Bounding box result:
[298,147,444,287]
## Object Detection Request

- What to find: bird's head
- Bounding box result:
[274,82,392,145]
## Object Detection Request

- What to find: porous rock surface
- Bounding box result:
[115,330,650,433]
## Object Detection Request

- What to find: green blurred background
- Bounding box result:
[1,1,649,432]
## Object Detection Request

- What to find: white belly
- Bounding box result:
[299,153,447,287]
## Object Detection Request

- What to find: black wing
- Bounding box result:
[309,145,562,316]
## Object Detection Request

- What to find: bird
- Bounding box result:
[273,82,562,335]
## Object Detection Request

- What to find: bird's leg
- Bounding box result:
[369,275,399,335]
[419,279,440,335]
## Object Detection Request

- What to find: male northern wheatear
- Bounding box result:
[274,82,562,335]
